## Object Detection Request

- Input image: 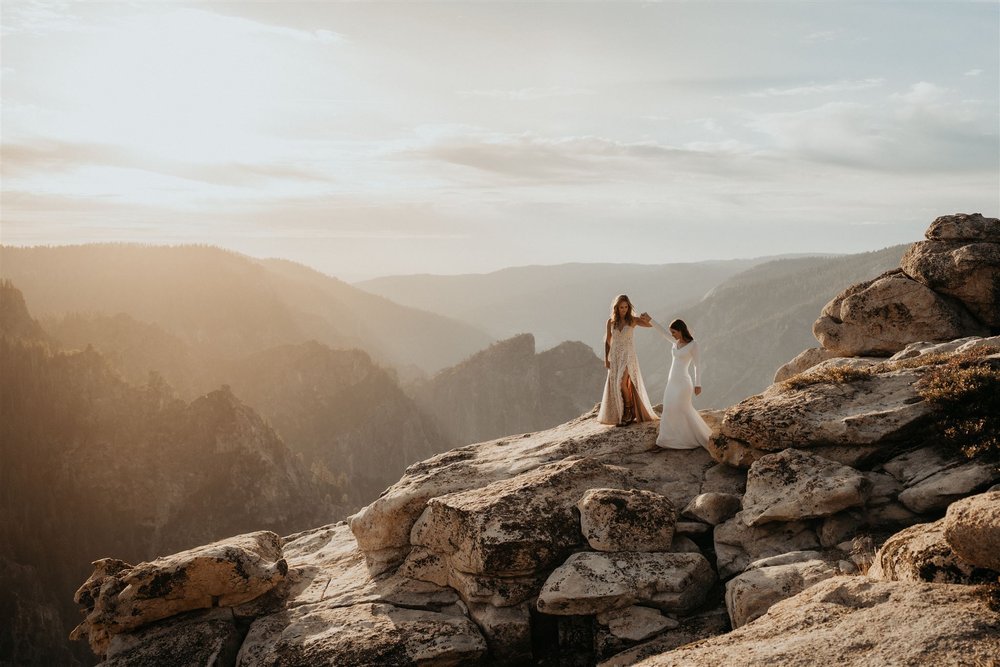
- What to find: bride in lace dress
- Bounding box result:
[649,317,711,449]
[598,295,658,427]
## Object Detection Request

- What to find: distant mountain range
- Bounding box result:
[0,244,494,375]
[358,248,907,408]
[633,245,907,407]
[357,259,769,352]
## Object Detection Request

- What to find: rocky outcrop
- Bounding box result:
[65,213,1000,666]
[741,450,871,526]
[900,213,1000,328]
[772,347,837,383]
[536,552,716,616]
[713,359,930,467]
[811,214,998,359]
[71,532,288,655]
[943,491,1000,572]
[868,519,996,584]
[579,488,677,552]
[349,414,712,572]
[812,269,986,356]
[629,577,1000,666]
[725,557,839,628]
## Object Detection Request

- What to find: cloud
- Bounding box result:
[402,132,737,183]
[746,82,998,172]
[1,139,333,187]
[801,30,839,44]
[746,78,885,98]
[1,1,91,35]
[457,87,595,101]
[170,8,345,44]
[964,69,983,77]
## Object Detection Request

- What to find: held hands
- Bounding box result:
[694,386,702,396]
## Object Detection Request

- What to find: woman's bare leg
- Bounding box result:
[619,371,635,425]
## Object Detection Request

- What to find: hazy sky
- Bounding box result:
[2,1,998,280]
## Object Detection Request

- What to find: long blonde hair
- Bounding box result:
[610,294,636,328]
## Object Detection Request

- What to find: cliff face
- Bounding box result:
[225,341,452,507]
[0,284,333,665]
[411,333,606,445]
[65,213,1000,667]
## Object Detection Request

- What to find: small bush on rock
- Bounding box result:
[917,347,1000,462]
[780,366,875,391]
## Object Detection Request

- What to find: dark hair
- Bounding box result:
[669,318,693,343]
[611,294,636,327]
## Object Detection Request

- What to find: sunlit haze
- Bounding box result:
[2,1,998,280]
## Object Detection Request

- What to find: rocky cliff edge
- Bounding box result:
[70,214,1000,666]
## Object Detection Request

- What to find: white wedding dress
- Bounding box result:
[598,323,658,425]
[650,319,711,449]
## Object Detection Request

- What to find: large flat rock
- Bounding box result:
[410,458,636,577]
[536,551,715,616]
[741,450,871,526]
[237,601,486,667]
[717,361,932,465]
[350,411,715,570]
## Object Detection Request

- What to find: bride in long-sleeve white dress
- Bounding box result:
[649,317,712,449]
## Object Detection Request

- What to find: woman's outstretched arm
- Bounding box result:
[645,315,673,340]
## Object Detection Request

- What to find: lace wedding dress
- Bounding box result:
[650,319,711,449]
[598,323,657,425]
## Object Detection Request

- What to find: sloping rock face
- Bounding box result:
[630,577,1000,667]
